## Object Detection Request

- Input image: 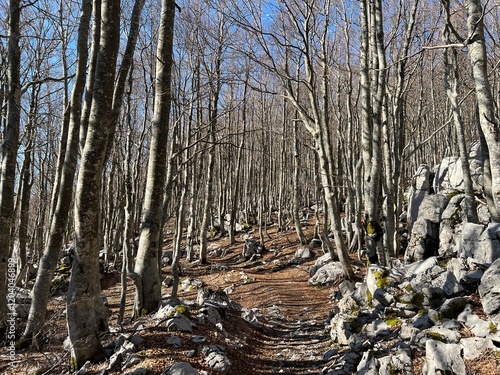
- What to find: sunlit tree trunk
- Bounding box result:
[443,27,478,223]
[465,0,500,222]
[134,0,176,315]
[0,0,21,329]
[66,0,120,368]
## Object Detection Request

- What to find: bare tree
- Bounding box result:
[134,0,177,316]
[464,0,500,222]
[66,0,121,367]
[0,0,21,328]
[442,20,478,223]
[229,0,354,279]
[22,0,93,345]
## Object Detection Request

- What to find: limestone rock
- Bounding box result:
[309,261,345,285]
[166,315,195,332]
[423,340,465,375]
[461,337,497,360]
[162,362,199,375]
[479,258,500,316]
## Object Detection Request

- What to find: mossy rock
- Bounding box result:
[446,191,461,199]
[366,289,373,305]
[175,305,190,316]
[373,269,391,289]
[489,321,498,334]
[427,331,447,342]
[386,314,401,327]
[69,357,78,372]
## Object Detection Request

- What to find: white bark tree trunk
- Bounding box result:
[466,0,500,222]
[66,0,120,368]
[0,0,21,328]
[23,0,93,344]
[134,0,176,315]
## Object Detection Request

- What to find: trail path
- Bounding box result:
[188,244,337,375]
[232,269,333,374]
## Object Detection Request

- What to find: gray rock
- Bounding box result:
[191,336,207,343]
[424,340,465,375]
[330,315,365,347]
[399,322,419,342]
[166,315,195,333]
[181,278,204,292]
[338,280,355,299]
[378,350,412,375]
[420,286,444,308]
[198,304,222,325]
[155,304,176,320]
[433,157,459,192]
[479,258,500,316]
[352,282,369,306]
[408,165,431,230]
[433,142,484,192]
[309,252,333,277]
[242,239,257,258]
[460,337,497,360]
[405,257,438,276]
[373,288,394,307]
[166,335,182,348]
[460,223,500,264]
[325,351,361,375]
[323,348,339,362]
[446,257,468,283]
[439,297,469,319]
[295,247,312,259]
[356,350,379,375]
[413,314,433,330]
[122,354,143,370]
[309,261,345,285]
[205,351,231,373]
[365,265,389,295]
[458,304,499,339]
[241,307,261,328]
[125,368,148,375]
[427,326,461,343]
[162,362,199,375]
[406,192,449,262]
[130,335,145,349]
[432,270,463,296]
[365,319,389,338]
[199,345,230,374]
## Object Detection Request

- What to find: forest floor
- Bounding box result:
[1,220,499,374]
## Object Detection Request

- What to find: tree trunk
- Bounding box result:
[0,0,21,328]
[360,0,387,265]
[134,0,176,315]
[292,116,307,244]
[466,0,500,222]
[443,28,478,223]
[79,0,101,151]
[22,0,93,344]
[66,0,120,368]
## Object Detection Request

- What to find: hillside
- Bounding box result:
[2,217,500,374]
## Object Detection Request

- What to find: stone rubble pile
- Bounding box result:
[319,145,500,374]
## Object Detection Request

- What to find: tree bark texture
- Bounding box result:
[466,0,500,222]
[0,0,21,328]
[134,0,176,315]
[23,0,93,343]
[66,0,121,368]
